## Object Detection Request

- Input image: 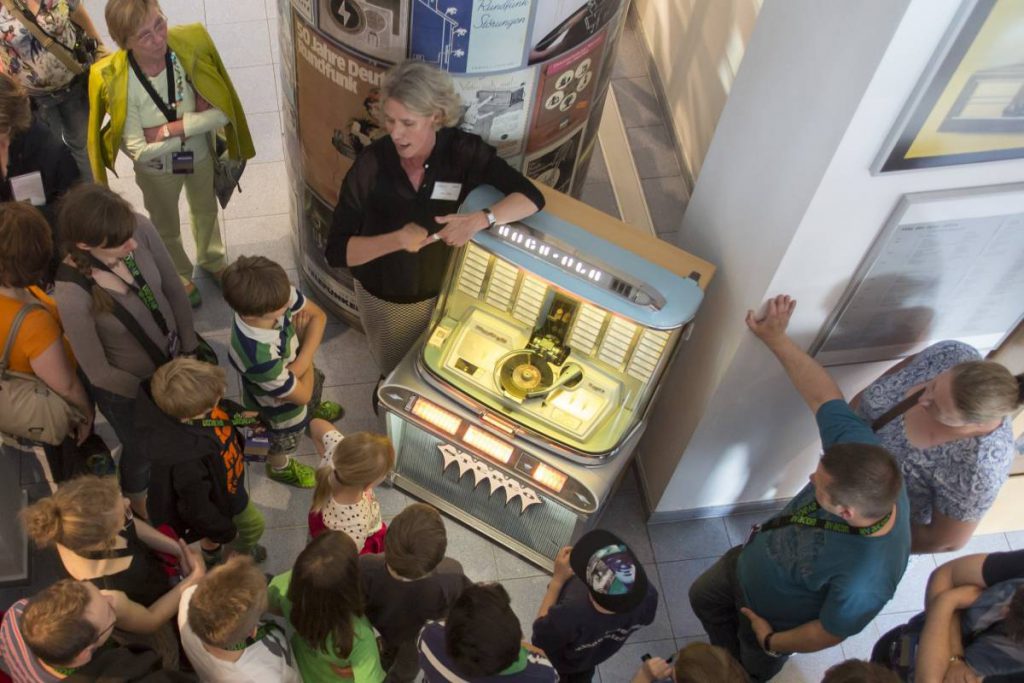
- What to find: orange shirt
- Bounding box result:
[0,287,75,374]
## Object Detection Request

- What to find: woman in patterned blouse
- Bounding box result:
[852,340,1023,553]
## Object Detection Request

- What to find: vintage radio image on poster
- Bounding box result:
[316,0,410,63]
[410,0,532,73]
[294,14,388,204]
[527,30,605,153]
[454,68,535,157]
[528,0,620,65]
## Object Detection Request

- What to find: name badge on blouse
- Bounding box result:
[10,172,46,206]
[431,182,462,201]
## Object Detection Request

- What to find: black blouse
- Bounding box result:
[325,128,545,304]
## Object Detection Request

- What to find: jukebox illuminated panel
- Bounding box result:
[381,186,714,568]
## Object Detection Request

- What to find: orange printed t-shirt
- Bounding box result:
[0,287,75,373]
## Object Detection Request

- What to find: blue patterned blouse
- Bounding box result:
[854,340,1013,525]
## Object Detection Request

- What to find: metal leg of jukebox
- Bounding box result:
[380,185,715,569]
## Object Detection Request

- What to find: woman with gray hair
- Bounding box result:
[325,60,544,409]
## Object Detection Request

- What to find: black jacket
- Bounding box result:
[134,380,249,544]
[2,119,80,222]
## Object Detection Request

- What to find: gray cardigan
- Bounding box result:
[54,215,197,398]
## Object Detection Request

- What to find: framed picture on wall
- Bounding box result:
[810,183,1024,366]
[874,0,1024,173]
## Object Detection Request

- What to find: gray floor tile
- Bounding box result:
[627,125,681,179]
[649,517,731,563]
[879,554,936,615]
[319,382,385,437]
[190,278,235,337]
[723,508,783,547]
[597,638,673,683]
[199,331,242,397]
[1006,531,1024,549]
[493,543,549,581]
[261,525,310,577]
[585,142,610,184]
[641,176,688,235]
[839,620,879,661]
[206,20,272,68]
[376,484,411,521]
[930,531,1010,564]
[223,160,290,219]
[613,77,661,128]
[600,469,654,565]
[316,324,382,386]
[872,610,918,636]
[774,644,845,683]
[656,557,717,638]
[579,181,621,219]
[611,22,647,80]
[501,574,551,642]
[632,564,674,643]
[205,0,265,24]
[442,516,499,584]
[245,463,312,531]
[674,634,707,652]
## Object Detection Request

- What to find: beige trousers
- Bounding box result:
[134,154,226,281]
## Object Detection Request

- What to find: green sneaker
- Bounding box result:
[312,400,344,422]
[266,458,316,488]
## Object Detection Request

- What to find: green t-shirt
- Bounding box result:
[268,571,386,682]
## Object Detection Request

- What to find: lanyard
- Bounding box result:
[127,49,179,124]
[871,388,924,432]
[88,253,170,337]
[183,413,261,428]
[758,499,892,537]
[227,622,284,651]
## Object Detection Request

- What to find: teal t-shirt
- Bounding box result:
[268,571,386,682]
[736,399,911,637]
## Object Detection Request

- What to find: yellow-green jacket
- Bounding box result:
[87,23,255,184]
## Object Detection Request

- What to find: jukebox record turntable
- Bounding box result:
[380,185,715,568]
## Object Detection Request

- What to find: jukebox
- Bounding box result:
[380,186,714,568]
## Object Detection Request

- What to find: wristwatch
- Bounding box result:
[763,632,783,658]
[482,207,497,229]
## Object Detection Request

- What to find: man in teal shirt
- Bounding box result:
[689,294,911,681]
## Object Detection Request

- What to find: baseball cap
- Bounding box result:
[569,529,648,613]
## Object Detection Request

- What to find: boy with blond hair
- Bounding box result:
[221,255,341,488]
[359,503,470,682]
[135,357,266,565]
[180,556,300,682]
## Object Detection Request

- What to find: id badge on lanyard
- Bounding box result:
[168,329,181,357]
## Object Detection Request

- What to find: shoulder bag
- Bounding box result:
[0,0,99,77]
[210,131,245,209]
[0,300,82,445]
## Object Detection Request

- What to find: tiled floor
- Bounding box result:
[5,3,1019,683]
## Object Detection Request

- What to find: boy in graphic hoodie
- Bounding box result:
[135,357,266,566]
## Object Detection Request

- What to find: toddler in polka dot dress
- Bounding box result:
[307,420,395,553]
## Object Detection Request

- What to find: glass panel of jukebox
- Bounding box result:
[380,185,715,569]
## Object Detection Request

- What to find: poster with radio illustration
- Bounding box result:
[294,13,389,204]
[410,0,531,73]
[528,0,621,65]
[525,124,584,193]
[316,0,410,63]
[454,68,535,157]
[527,29,605,153]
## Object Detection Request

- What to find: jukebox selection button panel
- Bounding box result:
[387,388,598,513]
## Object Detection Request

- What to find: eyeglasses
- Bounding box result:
[132,15,167,46]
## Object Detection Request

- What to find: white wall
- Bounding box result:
[639,0,1024,514]
[631,0,760,181]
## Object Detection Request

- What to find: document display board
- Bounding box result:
[811,184,1024,366]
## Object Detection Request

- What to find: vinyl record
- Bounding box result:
[495,351,553,400]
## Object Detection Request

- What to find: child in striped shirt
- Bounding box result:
[222,256,342,488]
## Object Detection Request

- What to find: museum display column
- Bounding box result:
[275,0,631,326]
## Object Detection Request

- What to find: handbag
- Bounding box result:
[0,0,99,77]
[0,301,82,445]
[210,132,246,209]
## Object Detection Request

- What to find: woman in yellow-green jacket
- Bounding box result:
[87,0,254,306]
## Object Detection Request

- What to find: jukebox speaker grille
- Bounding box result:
[395,422,577,556]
